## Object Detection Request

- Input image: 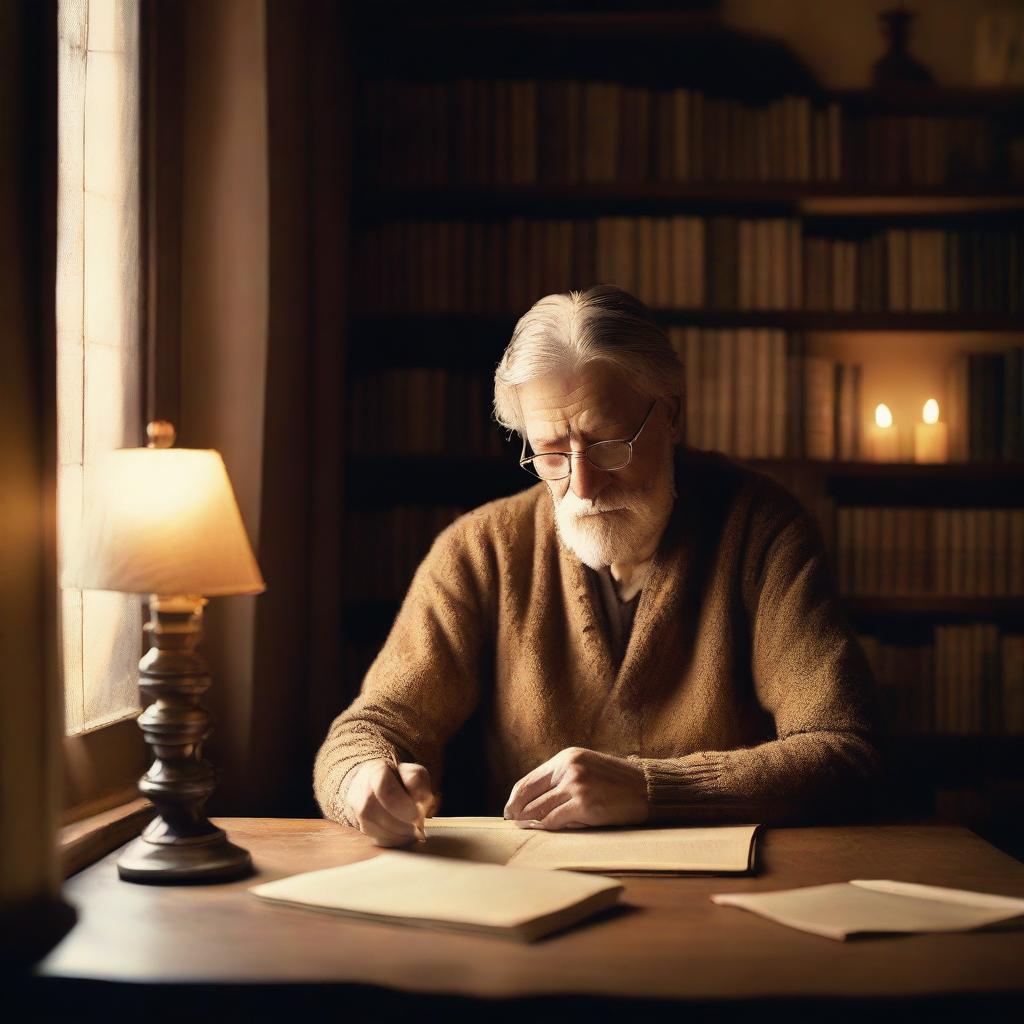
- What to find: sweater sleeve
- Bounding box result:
[631,488,889,826]
[313,513,493,826]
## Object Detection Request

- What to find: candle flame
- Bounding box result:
[874,403,893,429]
[923,398,939,425]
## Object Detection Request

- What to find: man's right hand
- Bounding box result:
[343,758,438,847]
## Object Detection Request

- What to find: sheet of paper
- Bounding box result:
[250,851,623,940]
[711,879,1024,941]
[418,820,537,864]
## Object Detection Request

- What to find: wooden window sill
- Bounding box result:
[60,796,155,878]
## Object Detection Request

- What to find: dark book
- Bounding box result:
[967,353,986,461]
[786,332,807,458]
[984,352,1006,461]
[1004,346,1022,462]
[652,88,673,182]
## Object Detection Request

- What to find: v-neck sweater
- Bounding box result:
[315,445,888,827]
[588,565,641,668]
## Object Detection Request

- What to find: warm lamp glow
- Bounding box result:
[874,403,893,429]
[923,398,939,425]
[62,447,265,597]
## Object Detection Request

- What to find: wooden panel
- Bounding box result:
[62,716,147,817]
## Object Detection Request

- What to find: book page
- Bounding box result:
[418,818,538,864]
[508,824,759,873]
[711,880,1024,941]
[250,851,623,940]
[422,817,759,874]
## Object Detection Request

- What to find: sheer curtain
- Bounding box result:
[56,0,142,735]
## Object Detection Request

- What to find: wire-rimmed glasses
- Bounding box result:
[519,400,657,481]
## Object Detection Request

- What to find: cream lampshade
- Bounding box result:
[63,445,265,597]
[62,421,264,884]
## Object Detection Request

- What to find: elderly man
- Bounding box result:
[315,284,886,846]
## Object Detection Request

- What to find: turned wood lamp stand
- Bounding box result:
[117,593,252,882]
[62,421,265,884]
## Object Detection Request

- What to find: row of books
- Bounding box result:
[806,227,1021,315]
[354,217,709,313]
[344,339,862,462]
[668,329,862,460]
[946,347,1024,462]
[344,506,466,601]
[347,369,510,458]
[359,80,999,187]
[836,507,1024,597]
[353,217,1023,314]
[858,626,1024,735]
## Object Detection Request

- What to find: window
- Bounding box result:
[56,0,143,751]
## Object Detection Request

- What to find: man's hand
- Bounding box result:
[503,747,649,830]
[344,758,439,847]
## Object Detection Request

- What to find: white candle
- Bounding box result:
[868,403,900,462]
[914,398,949,463]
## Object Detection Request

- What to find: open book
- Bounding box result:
[711,879,1024,940]
[416,816,761,875]
[249,851,624,942]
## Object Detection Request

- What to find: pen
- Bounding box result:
[414,798,429,843]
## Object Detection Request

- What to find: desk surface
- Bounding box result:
[39,818,1024,1003]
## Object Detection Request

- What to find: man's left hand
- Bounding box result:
[503,746,649,830]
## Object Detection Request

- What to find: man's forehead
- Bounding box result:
[516,370,645,438]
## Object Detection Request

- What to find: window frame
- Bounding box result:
[60,0,184,823]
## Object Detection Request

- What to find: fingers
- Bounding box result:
[532,799,586,831]
[346,760,436,846]
[397,762,436,816]
[374,764,420,824]
[521,787,572,823]
[360,800,418,847]
[504,759,558,819]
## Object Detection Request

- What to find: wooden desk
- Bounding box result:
[34,819,1024,1019]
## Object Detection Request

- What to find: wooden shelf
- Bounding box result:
[346,454,526,505]
[844,596,1024,622]
[344,454,1024,505]
[347,313,1024,370]
[812,461,1024,506]
[888,733,1024,782]
[355,9,731,39]
[356,182,1024,220]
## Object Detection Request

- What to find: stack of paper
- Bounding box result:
[711,879,1024,940]
[250,851,624,942]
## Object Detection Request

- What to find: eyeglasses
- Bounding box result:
[519,400,657,481]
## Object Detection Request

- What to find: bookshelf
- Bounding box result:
[343,7,1024,855]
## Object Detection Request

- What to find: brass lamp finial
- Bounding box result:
[146,420,176,448]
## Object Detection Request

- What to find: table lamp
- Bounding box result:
[61,421,265,884]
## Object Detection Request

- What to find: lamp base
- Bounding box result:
[117,823,252,884]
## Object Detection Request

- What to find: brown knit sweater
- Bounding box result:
[315,446,888,828]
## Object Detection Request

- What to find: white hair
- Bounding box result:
[492,284,684,437]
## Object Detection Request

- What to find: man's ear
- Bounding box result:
[664,395,683,442]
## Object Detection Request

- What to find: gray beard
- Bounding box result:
[551,446,677,570]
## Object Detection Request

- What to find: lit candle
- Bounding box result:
[868,403,900,462]
[914,398,949,463]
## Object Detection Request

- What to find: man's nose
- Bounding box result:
[569,452,608,501]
